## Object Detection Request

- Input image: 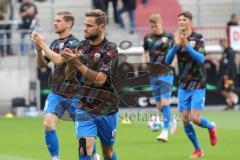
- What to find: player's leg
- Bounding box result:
[78,136,95,160]
[92,143,100,160]
[182,110,203,158]
[75,108,97,160]
[117,7,126,28]
[128,10,135,34]
[149,76,167,141]
[159,75,174,133]
[68,98,100,160]
[160,97,177,136]
[190,89,218,146]
[96,112,118,160]
[44,114,60,160]
[178,89,203,158]
[156,98,172,142]
[151,75,175,141]
[43,93,66,160]
[101,145,116,160]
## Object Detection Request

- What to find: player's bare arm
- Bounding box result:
[31,31,64,65]
[34,42,48,68]
[141,50,149,69]
[62,48,107,86]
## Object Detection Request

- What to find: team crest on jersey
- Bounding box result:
[94,52,101,62]
[59,42,64,50]
[161,37,168,43]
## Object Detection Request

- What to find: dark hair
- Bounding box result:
[85,9,107,25]
[178,11,193,20]
[57,11,75,28]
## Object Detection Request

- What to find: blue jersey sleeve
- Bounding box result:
[186,45,205,64]
[165,45,179,65]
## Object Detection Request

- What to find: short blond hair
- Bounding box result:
[85,9,107,25]
[149,13,162,23]
[57,11,75,28]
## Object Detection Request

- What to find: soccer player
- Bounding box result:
[142,13,177,142]
[61,9,119,160]
[34,9,118,160]
[165,11,218,158]
[31,11,99,160]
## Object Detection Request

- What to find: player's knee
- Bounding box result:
[190,113,200,124]
[102,147,114,159]
[182,115,191,124]
[157,100,170,109]
[43,120,56,130]
[156,101,162,109]
[190,116,200,124]
[78,137,92,156]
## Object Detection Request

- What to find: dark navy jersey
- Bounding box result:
[75,38,119,114]
[175,32,206,90]
[47,34,80,92]
[49,34,79,56]
[143,32,174,75]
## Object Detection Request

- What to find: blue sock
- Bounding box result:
[45,130,59,157]
[160,105,172,130]
[79,156,92,160]
[104,151,117,160]
[184,124,201,150]
[93,143,97,154]
[199,117,213,129]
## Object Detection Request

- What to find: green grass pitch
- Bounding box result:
[0,110,239,160]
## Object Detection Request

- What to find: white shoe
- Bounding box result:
[156,130,168,142]
[93,153,101,160]
[170,117,177,135]
[51,157,60,160]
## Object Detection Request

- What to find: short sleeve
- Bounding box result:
[98,43,118,78]
[65,38,80,49]
[143,35,149,51]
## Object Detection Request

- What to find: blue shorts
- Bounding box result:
[43,93,77,119]
[149,74,173,102]
[75,108,118,146]
[178,89,205,112]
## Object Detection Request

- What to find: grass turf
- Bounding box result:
[0,110,239,160]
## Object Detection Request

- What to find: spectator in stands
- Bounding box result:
[92,0,110,24]
[218,39,238,110]
[18,0,38,55]
[92,0,119,24]
[227,14,239,27]
[0,0,14,56]
[106,0,119,23]
[92,0,108,13]
[117,0,137,34]
[226,14,239,45]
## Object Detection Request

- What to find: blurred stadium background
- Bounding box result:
[0,0,240,160]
